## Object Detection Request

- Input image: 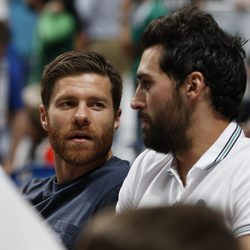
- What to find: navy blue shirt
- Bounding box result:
[22,157,129,250]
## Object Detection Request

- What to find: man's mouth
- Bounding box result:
[141,120,149,130]
[139,113,150,127]
[67,132,92,142]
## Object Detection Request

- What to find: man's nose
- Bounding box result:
[130,87,146,110]
[74,104,90,127]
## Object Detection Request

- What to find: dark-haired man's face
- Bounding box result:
[131,45,191,154]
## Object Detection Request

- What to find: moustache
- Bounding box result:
[139,111,151,121]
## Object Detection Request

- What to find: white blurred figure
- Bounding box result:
[0,0,8,21]
[0,166,65,250]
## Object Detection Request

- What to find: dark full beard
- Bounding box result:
[142,90,191,154]
[47,126,114,166]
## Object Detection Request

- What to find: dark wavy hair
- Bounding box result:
[41,50,123,112]
[142,6,247,120]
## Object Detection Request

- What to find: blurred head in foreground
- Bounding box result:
[76,205,239,250]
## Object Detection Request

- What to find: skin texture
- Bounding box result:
[40,73,121,184]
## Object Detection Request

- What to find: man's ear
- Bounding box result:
[184,71,206,100]
[39,104,49,131]
[113,108,122,132]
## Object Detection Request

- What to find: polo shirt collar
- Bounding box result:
[191,121,243,171]
[168,121,243,174]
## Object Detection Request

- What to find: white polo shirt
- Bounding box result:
[116,122,250,237]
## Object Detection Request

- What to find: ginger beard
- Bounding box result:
[141,88,191,154]
[47,120,114,166]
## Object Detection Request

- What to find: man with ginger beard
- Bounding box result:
[22,51,129,250]
[116,6,250,250]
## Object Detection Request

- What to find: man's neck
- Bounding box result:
[54,151,113,184]
[175,118,230,186]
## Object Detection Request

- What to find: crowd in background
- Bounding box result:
[1,0,250,182]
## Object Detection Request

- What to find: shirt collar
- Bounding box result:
[192,121,243,171]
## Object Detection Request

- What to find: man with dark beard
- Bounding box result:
[116,6,250,250]
[22,51,129,250]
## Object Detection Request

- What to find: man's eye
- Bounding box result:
[92,102,105,110]
[141,80,152,90]
[59,101,73,109]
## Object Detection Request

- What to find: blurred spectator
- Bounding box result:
[13,84,54,170]
[234,0,250,11]
[206,0,250,11]
[120,0,169,78]
[0,0,8,21]
[201,0,250,54]
[0,20,26,174]
[76,205,240,250]
[9,0,38,84]
[73,0,130,74]
[27,0,77,85]
[190,0,206,8]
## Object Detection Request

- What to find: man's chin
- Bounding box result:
[143,136,171,154]
[62,154,92,166]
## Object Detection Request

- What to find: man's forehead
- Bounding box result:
[137,48,164,77]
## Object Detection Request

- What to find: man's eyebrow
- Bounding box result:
[88,96,109,103]
[136,72,151,80]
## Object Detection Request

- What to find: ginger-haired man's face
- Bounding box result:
[40,73,120,166]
